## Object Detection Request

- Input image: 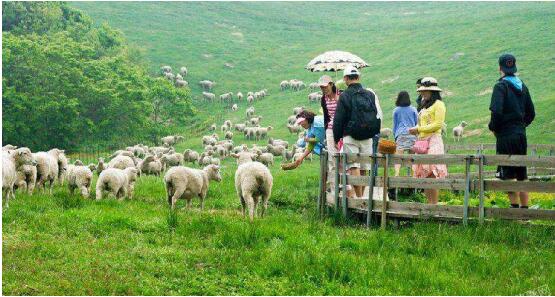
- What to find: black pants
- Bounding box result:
[496,133,527,181]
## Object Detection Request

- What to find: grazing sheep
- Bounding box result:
[267,144,287,157]
[56,151,69,185]
[96,167,138,200]
[250,116,262,126]
[202,92,216,101]
[308,92,322,103]
[175,79,188,88]
[199,80,215,91]
[210,123,217,132]
[140,155,163,176]
[108,155,135,170]
[109,150,134,159]
[175,73,183,81]
[225,131,234,140]
[293,106,304,116]
[379,128,393,139]
[15,164,37,195]
[287,124,302,134]
[246,107,255,118]
[247,95,254,104]
[220,92,232,102]
[3,144,17,151]
[247,91,254,97]
[237,92,244,100]
[256,152,274,167]
[268,138,289,148]
[231,151,258,165]
[453,121,468,142]
[255,126,273,140]
[165,72,175,81]
[287,115,297,125]
[179,66,188,77]
[160,65,172,74]
[280,80,290,91]
[66,163,93,198]
[164,165,222,210]
[161,135,185,147]
[3,148,35,205]
[284,146,296,161]
[309,82,319,90]
[234,123,246,132]
[221,124,230,132]
[161,153,185,170]
[183,149,200,164]
[34,149,63,194]
[244,127,256,140]
[231,104,238,111]
[235,161,273,222]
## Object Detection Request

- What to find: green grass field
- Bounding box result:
[3,2,555,295]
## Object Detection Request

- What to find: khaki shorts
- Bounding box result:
[340,135,373,170]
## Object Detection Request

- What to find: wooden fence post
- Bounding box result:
[463,156,472,226]
[318,150,325,218]
[321,150,328,217]
[367,155,375,228]
[478,154,485,224]
[334,153,340,212]
[381,154,390,230]
[342,153,348,217]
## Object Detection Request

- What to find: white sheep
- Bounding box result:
[256,152,274,167]
[140,155,163,176]
[267,144,286,157]
[231,104,238,111]
[160,65,172,74]
[161,135,184,147]
[220,92,232,102]
[183,149,200,164]
[108,155,135,170]
[287,124,302,134]
[96,157,106,175]
[66,163,93,198]
[308,92,322,103]
[231,151,257,165]
[161,153,185,170]
[453,121,468,142]
[202,92,216,101]
[96,167,138,200]
[280,80,290,91]
[164,165,222,210]
[247,95,254,104]
[246,106,255,118]
[199,80,215,91]
[234,123,246,132]
[179,66,188,77]
[225,131,234,140]
[3,148,35,205]
[268,138,289,148]
[235,161,273,222]
[293,106,304,116]
[287,115,297,125]
[250,116,262,126]
[15,164,37,195]
[237,92,243,100]
[255,126,273,140]
[175,79,188,88]
[34,149,63,194]
[3,144,17,151]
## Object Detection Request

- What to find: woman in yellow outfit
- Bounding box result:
[408,77,448,204]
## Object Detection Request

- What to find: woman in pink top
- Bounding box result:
[319,75,341,186]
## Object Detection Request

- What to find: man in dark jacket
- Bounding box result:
[488,54,535,208]
[333,65,381,198]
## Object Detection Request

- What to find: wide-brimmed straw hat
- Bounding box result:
[417,77,442,92]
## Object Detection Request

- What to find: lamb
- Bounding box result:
[179,66,188,77]
[199,80,215,91]
[15,164,37,195]
[202,92,216,101]
[225,131,234,140]
[3,148,35,205]
[246,106,255,118]
[234,123,246,132]
[175,79,188,88]
[280,80,290,91]
[108,155,135,170]
[234,160,273,222]
[34,149,63,194]
[380,128,393,139]
[164,164,222,210]
[66,162,93,198]
[287,115,297,125]
[237,92,244,100]
[268,138,289,148]
[161,135,185,147]
[287,124,302,134]
[183,149,200,164]
[231,104,238,111]
[96,167,138,200]
[256,152,274,167]
[255,126,273,140]
[267,144,286,157]
[160,153,185,170]
[250,116,262,126]
[453,121,468,142]
[293,106,304,116]
[140,155,163,176]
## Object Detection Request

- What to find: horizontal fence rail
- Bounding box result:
[320,148,555,228]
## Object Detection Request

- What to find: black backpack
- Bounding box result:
[345,88,381,140]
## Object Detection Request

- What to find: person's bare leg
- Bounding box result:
[348,167,360,198]
[359,170,368,197]
[394,148,404,177]
[508,191,519,206]
[519,192,529,207]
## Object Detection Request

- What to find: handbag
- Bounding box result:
[412,137,430,154]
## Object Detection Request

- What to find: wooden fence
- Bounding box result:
[318,146,555,229]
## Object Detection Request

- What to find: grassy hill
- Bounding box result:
[3,3,555,295]
[72,1,555,145]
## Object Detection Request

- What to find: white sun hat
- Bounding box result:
[417,77,442,92]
